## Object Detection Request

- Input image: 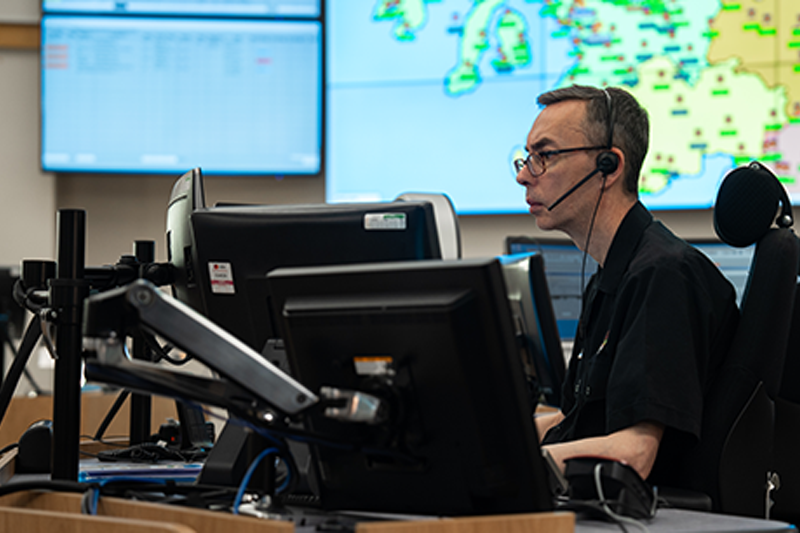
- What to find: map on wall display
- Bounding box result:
[325,0,800,214]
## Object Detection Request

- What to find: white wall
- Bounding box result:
[0,0,39,22]
[0,48,55,266]
[0,0,54,267]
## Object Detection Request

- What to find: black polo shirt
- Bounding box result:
[542,202,739,484]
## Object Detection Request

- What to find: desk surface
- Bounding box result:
[574,508,794,533]
[253,506,794,533]
[0,478,795,533]
[2,448,795,533]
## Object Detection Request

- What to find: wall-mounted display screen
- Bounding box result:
[42,0,320,18]
[41,15,321,174]
[325,1,800,214]
[505,237,597,341]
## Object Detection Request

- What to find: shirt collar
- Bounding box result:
[597,201,653,294]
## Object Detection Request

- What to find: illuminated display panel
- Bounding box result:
[41,16,321,174]
[326,1,800,213]
[42,0,320,17]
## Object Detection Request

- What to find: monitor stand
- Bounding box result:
[198,338,316,498]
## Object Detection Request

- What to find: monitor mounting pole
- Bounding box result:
[129,240,155,445]
[50,209,90,481]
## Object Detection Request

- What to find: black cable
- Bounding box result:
[580,175,607,294]
[194,399,418,470]
[576,176,607,340]
[0,315,42,429]
[12,279,47,314]
[592,463,652,532]
[143,332,191,366]
[93,389,131,442]
[4,331,45,396]
[0,442,18,456]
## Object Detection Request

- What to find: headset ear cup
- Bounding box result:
[596,151,619,175]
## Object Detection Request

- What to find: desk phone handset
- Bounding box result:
[563,456,657,519]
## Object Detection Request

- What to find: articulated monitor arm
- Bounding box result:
[82,279,319,422]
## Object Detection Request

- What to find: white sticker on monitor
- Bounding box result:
[354,356,394,376]
[364,213,407,230]
[208,262,235,294]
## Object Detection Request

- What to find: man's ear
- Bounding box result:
[600,147,625,190]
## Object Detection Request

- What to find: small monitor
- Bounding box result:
[499,253,566,407]
[505,236,597,341]
[166,167,206,311]
[687,239,755,306]
[166,170,442,351]
[266,258,553,516]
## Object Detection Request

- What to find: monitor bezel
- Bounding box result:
[266,257,554,516]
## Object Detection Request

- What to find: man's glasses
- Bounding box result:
[514,145,607,177]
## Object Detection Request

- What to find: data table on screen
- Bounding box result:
[41,15,321,174]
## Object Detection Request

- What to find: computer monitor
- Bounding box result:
[687,239,755,306]
[166,168,206,311]
[499,253,566,408]
[42,0,321,17]
[166,171,442,351]
[505,236,598,341]
[41,15,321,174]
[266,258,553,516]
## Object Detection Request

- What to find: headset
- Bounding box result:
[547,88,619,211]
[596,89,620,176]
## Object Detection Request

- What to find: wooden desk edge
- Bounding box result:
[0,490,574,533]
[355,511,575,533]
[0,504,196,533]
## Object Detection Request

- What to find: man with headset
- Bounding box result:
[515,85,739,486]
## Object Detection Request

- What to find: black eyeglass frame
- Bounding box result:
[513,145,607,177]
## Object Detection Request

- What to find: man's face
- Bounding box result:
[516,99,600,232]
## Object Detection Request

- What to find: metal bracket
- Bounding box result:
[766,471,780,520]
[320,386,386,424]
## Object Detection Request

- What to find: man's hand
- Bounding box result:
[542,421,665,480]
[534,410,565,442]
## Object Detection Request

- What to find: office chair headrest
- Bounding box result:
[714,161,793,248]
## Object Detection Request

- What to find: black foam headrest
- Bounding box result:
[714,161,792,248]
